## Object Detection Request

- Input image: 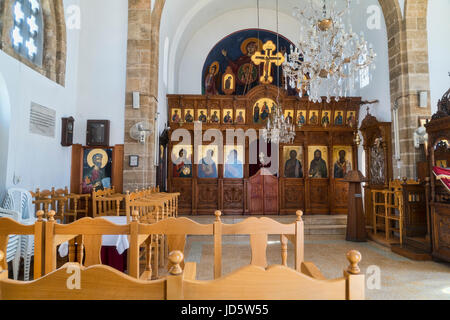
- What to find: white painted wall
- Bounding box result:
[0,72,11,199]
[0,0,129,199]
[73,0,128,146]
[427,0,450,114]
[0,0,81,198]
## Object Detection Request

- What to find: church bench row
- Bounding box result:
[0,210,304,281]
[0,249,365,300]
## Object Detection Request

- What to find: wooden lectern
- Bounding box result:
[343,170,368,242]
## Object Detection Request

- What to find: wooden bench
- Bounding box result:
[92,187,125,218]
[0,212,45,280]
[43,211,150,279]
[0,250,364,300]
[0,249,166,300]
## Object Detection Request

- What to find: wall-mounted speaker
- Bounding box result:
[419,91,428,108]
[133,92,140,109]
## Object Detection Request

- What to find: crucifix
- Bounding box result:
[251,40,285,84]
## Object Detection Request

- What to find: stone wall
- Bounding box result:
[123,0,165,192]
[379,0,431,178]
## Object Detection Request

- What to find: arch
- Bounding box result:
[0,71,11,199]
[0,0,67,86]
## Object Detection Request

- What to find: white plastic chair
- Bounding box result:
[0,208,21,280]
[2,188,35,281]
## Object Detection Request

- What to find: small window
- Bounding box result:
[10,0,44,66]
[360,66,370,89]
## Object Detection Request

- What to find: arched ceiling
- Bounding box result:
[161,0,305,93]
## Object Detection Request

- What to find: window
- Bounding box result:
[360,66,370,89]
[10,0,44,66]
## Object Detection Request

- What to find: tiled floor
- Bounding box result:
[183,233,450,300]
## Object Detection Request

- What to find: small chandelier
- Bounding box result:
[283,0,376,103]
[262,103,296,144]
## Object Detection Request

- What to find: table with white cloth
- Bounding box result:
[58,216,130,272]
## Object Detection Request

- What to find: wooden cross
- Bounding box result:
[251,40,285,84]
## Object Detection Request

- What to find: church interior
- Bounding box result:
[0,0,449,301]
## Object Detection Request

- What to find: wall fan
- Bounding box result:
[414,126,428,148]
[129,121,153,144]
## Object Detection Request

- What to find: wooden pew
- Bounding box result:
[0,249,364,300]
[92,187,124,218]
[166,250,365,300]
[44,211,150,279]
[215,210,304,277]
[0,249,166,300]
[134,210,304,279]
[0,211,45,280]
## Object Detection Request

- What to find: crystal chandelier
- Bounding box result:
[262,103,296,144]
[261,0,296,145]
[283,0,376,103]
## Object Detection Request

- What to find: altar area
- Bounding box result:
[167,84,362,216]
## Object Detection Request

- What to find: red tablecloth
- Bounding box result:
[101,247,127,273]
[433,166,450,192]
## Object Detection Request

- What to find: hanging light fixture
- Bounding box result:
[260,0,296,144]
[283,0,376,103]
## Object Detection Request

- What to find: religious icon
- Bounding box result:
[210,109,220,123]
[235,109,246,124]
[436,160,448,168]
[251,40,285,84]
[309,111,319,125]
[334,111,344,125]
[321,111,331,127]
[261,101,270,122]
[253,98,276,124]
[222,38,262,89]
[204,61,220,95]
[197,109,208,123]
[222,66,236,95]
[347,111,356,127]
[297,110,306,126]
[172,145,193,178]
[333,146,353,179]
[223,109,234,124]
[184,109,194,123]
[283,146,304,178]
[224,145,244,179]
[82,148,112,194]
[171,109,182,123]
[308,147,328,178]
[198,145,218,178]
[284,110,294,124]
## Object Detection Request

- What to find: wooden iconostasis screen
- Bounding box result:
[167,85,361,215]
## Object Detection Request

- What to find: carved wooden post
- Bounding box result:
[128,210,140,279]
[0,250,6,280]
[295,210,304,272]
[167,250,185,300]
[34,211,45,279]
[44,211,57,275]
[214,210,222,279]
[344,250,365,300]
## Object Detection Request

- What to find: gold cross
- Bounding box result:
[251,40,285,84]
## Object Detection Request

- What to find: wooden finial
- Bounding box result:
[346,250,362,275]
[36,210,44,222]
[48,211,56,222]
[296,210,304,221]
[215,210,222,222]
[132,210,139,222]
[168,251,184,275]
[0,250,4,272]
